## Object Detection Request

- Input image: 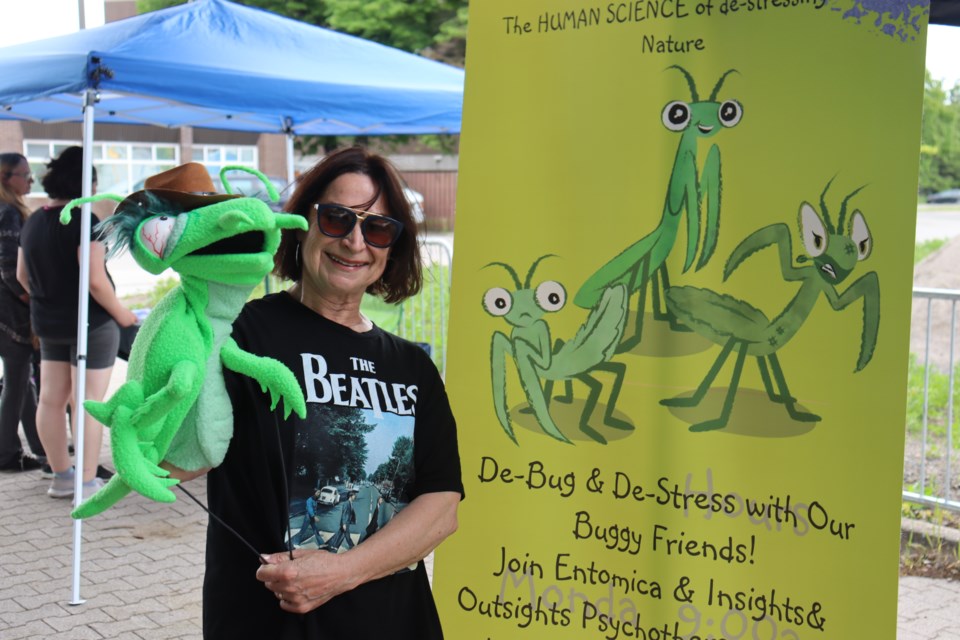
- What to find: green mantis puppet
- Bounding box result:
[63,164,308,519]
[575,66,743,352]
[661,178,879,432]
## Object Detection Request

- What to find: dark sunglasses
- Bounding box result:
[313,203,403,248]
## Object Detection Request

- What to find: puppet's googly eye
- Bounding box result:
[800,203,828,258]
[535,281,566,313]
[850,211,872,261]
[662,101,691,131]
[719,100,743,127]
[140,215,175,258]
[483,287,513,317]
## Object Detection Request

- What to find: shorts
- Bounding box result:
[39,321,120,370]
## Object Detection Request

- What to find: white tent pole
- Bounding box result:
[69,87,97,606]
[284,117,296,187]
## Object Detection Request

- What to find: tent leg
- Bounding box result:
[285,130,296,187]
[69,88,97,606]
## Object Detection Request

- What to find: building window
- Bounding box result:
[191,144,258,179]
[23,140,180,196]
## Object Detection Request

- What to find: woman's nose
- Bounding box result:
[342,224,365,250]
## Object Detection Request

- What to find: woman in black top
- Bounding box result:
[169,147,463,639]
[0,152,44,472]
[17,147,137,498]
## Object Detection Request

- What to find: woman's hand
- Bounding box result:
[116,307,138,328]
[256,549,356,614]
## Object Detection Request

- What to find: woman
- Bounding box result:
[0,152,45,472]
[17,146,137,498]
[175,147,462,638]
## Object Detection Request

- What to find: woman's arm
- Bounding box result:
[257,490,460,614]
[0,213,28,300]
[159,461,210,483]
[85,241,138,327]
[16,247,30,296]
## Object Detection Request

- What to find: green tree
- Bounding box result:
[370,435,413,501]
[139,0,328,25]
[292,405,375,496]
[137,0,466,152]
[137,0,466,61]
[919,70,960,196]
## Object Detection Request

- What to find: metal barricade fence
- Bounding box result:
[396,239,452,378]
[904,287,960,512]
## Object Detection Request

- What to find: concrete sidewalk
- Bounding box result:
[1,457,959,639]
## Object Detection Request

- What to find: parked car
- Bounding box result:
[403,187,425,225]
[927,189,960,204]
[317,485,341,506]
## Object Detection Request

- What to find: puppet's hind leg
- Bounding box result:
[84,381,144,428]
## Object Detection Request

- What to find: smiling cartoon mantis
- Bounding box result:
[575,66,743,352]
[661,178,879,432]
[483,255,633,445]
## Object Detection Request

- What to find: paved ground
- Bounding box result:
[0,456,957,638]
[916,205,960,243]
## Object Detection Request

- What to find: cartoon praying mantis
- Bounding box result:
[660,178,879,432]
[483,255,634,445]
[575,65,743,352]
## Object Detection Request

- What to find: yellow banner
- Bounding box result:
[435,1,928,638]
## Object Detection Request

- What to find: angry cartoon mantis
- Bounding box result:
[483,255,634,445]
[575,65,743,352]
[661,178,879,432]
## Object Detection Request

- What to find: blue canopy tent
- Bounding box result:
[0,0,463,605]
[0,0,464,135]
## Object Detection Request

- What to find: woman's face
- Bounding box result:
[300,172,391,305]
[4,159,33,197]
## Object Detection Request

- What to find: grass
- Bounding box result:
[915,238,947,264]
[905,354,960,439]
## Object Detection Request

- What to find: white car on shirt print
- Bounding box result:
[317,486,341,506]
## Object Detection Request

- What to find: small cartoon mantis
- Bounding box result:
[661,178,879,432]
[575,65,743,352]
[483,255,633,445]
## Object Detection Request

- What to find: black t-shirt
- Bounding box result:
[203,292,463,639]
[19,205,113,339]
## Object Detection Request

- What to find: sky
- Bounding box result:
[926,24,960,88]
[0,2,957,87]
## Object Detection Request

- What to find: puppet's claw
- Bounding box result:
[110,407,180,503]
[260,378,307,420]
[72,475,133,519]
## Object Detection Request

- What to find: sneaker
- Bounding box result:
[96,465,115,480]
[41,463,55,479]
[47,474,75,499]
[81,477,104,498]
[0,453,44,473]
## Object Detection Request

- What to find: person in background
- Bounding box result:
[0,152,45,473]
[17,146,137,498]
[168,146,463,639]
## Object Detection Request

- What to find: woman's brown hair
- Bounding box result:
[276,146,422,304]
[0,152,30,218]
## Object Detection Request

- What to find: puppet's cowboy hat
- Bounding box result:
[120,162,240,211]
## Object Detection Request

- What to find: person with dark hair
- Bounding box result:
[0,152,45,472]
[17,146,137,498]
[168,146,462,639]
[293,490,324,547]
[322,490,357,552]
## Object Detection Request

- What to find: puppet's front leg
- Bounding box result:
[221,337,306,420]
[109,361,200,504]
